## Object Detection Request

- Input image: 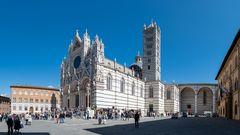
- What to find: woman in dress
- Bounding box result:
[14,115,21,133]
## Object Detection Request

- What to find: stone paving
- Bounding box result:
[1,117,240,135]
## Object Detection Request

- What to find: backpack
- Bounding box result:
[7,117,13,125]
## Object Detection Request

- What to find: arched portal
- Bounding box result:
[69,81,78,108]
[63,86,70,109]
[197,87,213,114]
[180,87,195,114]
[80,77,91,110]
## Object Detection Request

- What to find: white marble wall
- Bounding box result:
[94,65,145,111]
[145,81,165,114]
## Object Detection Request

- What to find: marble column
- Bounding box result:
[78,81,80,108]
[195,92,198,114]
[86,83,90,108]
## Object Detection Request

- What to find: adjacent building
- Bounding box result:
[164,84,180,114]
[178,84,218,115]
[216,30,240,120]
[10,85,61,114]
[0,95,11,114]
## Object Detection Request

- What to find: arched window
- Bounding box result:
[161,87,163,99]
[120,78,125,93]
[24,91,28,95]
[132,82,135,95]
[140,85,143,97]
[167,90,171,99]
[235,79,238,90]
[149,86,153,98]
[203,91,207,105]
[235,101,238,115]
[107,73,112,90]
[235,56,238,69]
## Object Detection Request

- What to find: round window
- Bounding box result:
[74,56,81,68]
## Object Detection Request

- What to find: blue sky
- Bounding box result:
[0,0,240,96]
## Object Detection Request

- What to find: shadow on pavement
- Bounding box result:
[85,117,240,135]
[0,132,50,135]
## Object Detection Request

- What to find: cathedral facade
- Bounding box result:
[60,22,177,115]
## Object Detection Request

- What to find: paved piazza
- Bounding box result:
[1,117,240,135]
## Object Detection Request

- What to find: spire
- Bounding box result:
[75,29,81,41]
[84,28,89,38]
[68,40,73,52]
[76,29,79,37]
[135,51,142,63]
[100,38,104,47]
[95,34,99,42]
[137,51,140,56]
[151,18,154,27]
[68,39,73,48]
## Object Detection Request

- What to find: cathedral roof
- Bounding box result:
[129,62,142,69]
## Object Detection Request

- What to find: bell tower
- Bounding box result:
[142,21,161,81]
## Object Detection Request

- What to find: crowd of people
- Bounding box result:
[0,107,168,134]
[0,113,23,134]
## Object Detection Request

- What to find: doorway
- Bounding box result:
[149,104,153,112]
[29,106,34,114]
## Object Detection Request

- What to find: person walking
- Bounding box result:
[98,112,102,125]
[86,110,89,120]
[14,115,21,134]
[59,112,64,123]
[56,112,60,124]
[25,113,29,125]
[0,113,2,122]
[6,115,13,134]
[126,112,130,121]
[134,112,140,128]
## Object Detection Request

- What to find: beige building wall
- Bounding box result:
[233,90,240,120]
[216,30,240,120]
[10,85,61,114]
[0,96,11,113]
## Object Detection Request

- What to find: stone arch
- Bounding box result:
[63,85,69,95]
[80,77,90,90]
[132,81,135,95]
[197,87,213,114]
[106,73,112,90]
[120,77,125,93]
[62,85,71,109]
[149,85,153,98]
[180,87,195,114]
[79,77,91,109]
[70,80,78,92]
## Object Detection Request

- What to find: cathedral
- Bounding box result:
[60,21,180,116]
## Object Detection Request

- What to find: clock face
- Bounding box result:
[74,56,81,68]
